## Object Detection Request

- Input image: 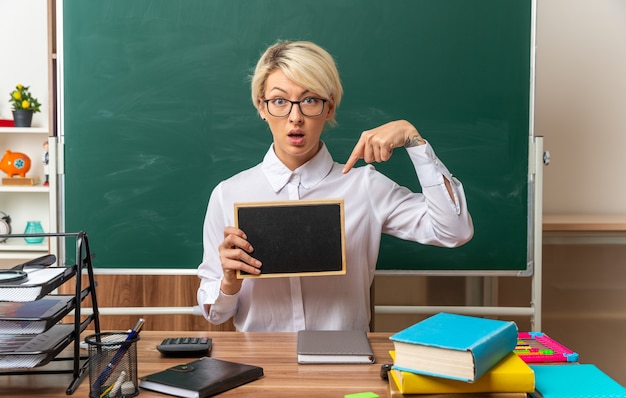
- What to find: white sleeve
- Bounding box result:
[196,184,239,324]
[405,142,474,246]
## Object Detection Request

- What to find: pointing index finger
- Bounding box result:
[342,140,365,174]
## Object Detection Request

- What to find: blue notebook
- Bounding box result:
[390,312,518,382]
[531,364,626,398]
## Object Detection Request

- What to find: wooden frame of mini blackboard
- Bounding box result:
[234,199,346,279]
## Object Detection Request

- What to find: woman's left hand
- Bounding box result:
[342,120,421,173]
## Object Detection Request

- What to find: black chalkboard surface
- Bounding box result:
[62,0,533,272]
[235,200,346,278]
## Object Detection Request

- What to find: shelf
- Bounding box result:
[0,123,55,261]
[0,186,49,193]
[0,241,48,251]
[0,128,48,134]
[543,214,626,232]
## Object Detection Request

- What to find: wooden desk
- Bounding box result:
[0,331,394,398]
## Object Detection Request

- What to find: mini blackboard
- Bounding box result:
[234,200,346,279]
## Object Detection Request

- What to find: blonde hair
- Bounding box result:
[251,40,343,126]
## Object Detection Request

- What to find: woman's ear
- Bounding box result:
[325,98,336,121]
[258,99,267,121]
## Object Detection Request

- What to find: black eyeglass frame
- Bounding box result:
[262,98,328,117]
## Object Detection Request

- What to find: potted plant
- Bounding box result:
[8,84,41,127]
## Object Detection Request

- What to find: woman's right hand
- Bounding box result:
[218,226,262,295]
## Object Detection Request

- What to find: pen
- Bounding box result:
[93,318,144,392]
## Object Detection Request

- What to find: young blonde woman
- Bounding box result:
[197,40,473,332]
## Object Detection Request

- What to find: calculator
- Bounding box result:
[156,337,212,357]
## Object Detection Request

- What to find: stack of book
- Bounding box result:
[388,312,535,397]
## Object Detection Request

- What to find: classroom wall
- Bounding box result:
[0,1,50,128]
[537,0,626,214]
[532,0,626,384]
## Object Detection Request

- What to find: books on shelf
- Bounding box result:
[297,330,375,364]
[0,295,75,334]
[0,267,75,302]
[389,351,534,394]
[139,357,264,398]
[530,364,626,398]
[389,312,518,382]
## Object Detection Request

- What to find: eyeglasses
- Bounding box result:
[263,97,328,117]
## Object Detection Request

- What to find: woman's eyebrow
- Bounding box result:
[267,87,312,97]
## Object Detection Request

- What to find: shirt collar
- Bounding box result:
[262,142,334,193]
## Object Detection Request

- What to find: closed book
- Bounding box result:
[530,364,626,398]
[390,312,518,382]
[297,330,375,364]
[390,351,534,394]
[139,357,264,398]
[387,371,528,398]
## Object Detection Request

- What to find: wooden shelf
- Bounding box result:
[543,214,626,232]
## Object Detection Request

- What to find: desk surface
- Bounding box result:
[0,331,394,398]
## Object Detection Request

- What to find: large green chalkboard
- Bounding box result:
[62,0,532,272]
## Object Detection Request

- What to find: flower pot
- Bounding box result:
[12,110,34,127]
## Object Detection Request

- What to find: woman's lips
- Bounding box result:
[288,131,305,146]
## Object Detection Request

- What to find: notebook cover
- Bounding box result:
[140,357,264,398]
[297,330,375,364]
[390,351,534,393]
[530,364,626,398]
[390,312,518,382]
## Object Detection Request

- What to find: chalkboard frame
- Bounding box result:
[235,200,346,279]
[61,0,535,274]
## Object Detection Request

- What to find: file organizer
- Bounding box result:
[0,231,101,394]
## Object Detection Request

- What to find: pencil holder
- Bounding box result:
[85,331,140,398]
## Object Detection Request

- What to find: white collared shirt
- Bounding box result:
[197,142,473,331]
